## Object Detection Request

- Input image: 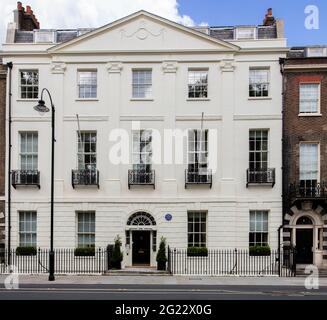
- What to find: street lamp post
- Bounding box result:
[34,88,55,281]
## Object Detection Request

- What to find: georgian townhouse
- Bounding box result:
[1,3,286,268]
[281,47,327,270]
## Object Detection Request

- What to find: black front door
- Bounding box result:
[296,229,313,264]
[132,231,150,265]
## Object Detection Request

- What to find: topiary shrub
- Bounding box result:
[16,246,37,256]
[249,245,271,256]
[111,235,123,269]
[156,237,167,270]
[74,247,95,257]
[187,247,208,257]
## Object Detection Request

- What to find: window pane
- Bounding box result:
[300,143,318,180]
[132,70,152,98]
[78,71,97,99]
[300,84,319,113]
[20,71,38,99]
[249,211,268,246]
[77,212,95,248]
[19,211,37,247]
[249,69,270,97]
[187,211,207,247]
[20,132,38,170]
[188,70,208,98]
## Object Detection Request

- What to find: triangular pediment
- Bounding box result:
[49,11,239,54]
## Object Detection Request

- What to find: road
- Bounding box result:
[0,283,326,300]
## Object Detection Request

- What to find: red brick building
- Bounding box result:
[281,47,327,269]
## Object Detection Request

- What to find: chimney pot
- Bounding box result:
[263,7,276,26]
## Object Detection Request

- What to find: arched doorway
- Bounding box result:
[289,209,324,266]
[126,212,156,266]
[295,216,314,264]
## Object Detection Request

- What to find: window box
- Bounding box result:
[16,246,37,256]
[187,247,208,257]
[249,246,271,257]
[74,247,96,257]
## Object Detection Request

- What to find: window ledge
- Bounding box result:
[75,98,99,102]
[298,113,322,117]
[248,97,272,101]
[187,98,210,101]
[130,98,154,101]
[16,99,39,102]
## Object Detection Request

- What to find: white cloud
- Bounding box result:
[0,0,207,45]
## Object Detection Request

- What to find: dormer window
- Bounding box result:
[34,31,55,43]
[235,27,256,40]
[307,47,327,57]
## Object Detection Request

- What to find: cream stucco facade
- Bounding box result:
[2,11,287,267]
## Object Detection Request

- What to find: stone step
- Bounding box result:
[296,268,327,277]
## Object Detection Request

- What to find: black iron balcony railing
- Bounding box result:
[128,170,155,189]
[12,170,40,188]
[288,180,327,201]
[72,169,99,188]
[185,169,212,188]
[246,168,275,187]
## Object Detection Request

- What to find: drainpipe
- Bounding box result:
[278,224,284,276]
[6,62,12,266]
[279,58,286,221]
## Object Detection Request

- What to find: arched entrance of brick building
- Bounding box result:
[289,209,324,266]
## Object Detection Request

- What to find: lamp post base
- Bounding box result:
[48,250,55,281]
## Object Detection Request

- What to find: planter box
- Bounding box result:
[16,247,37,256]
[74,248,96,257]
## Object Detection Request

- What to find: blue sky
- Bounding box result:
[1,0,326,47]
[178,0,327,46]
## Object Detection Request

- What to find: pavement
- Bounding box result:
[1,274,326,286]
[0,275,325,300]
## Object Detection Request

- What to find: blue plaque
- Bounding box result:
[165,213,172,221]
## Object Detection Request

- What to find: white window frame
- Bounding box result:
[132,69,153,99]
[249,210,269,247]
[299,142,320,182]
[33,30,55,43]
[187,211,207,248]
[249,129,269,171]
[235,27,257,40]
[299,83,321,115]
[187,129,208,172]
[132,130,152,171]
[77,131,97,171]
[307,47,327,57]
[77,70,97,99]
[19,70,39,99]
[187,69,209,99]
[76,211,95,248]
[19,132,38,171]
[249,68,270,98]
[19,211,37,247]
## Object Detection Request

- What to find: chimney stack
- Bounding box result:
[14,2,40,31]
[263,8,276,26]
